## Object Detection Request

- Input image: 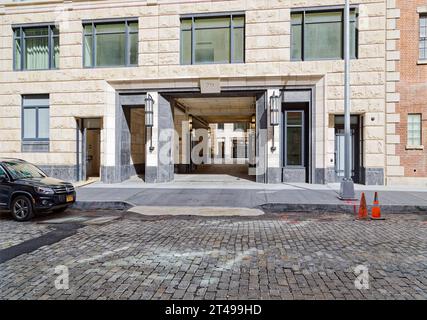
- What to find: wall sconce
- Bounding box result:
[269,91,281,152]
[251,114,256,130]
[145,94,155,152]
[207,127,211,138]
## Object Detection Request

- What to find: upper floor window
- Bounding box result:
[233,123,247,131]
[13,25,59,71]
[407,114,422,146]
[420,15,427,60]
[217,123,224,130]
[291,8,358,61]
[180,14,245,65]
[22,95,49,141]
[83,20,138,68]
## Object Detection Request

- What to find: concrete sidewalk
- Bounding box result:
[74,181,427,214]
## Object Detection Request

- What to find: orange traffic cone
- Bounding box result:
[371,192,385,220]
[357,192,368,220]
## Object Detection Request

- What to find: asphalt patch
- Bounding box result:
[0,223,84,264]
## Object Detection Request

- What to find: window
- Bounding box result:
[285,111,304,166]
[180,14,245,64]
[22,95,49,141]
[232,138,247,159]
[13,25,59,70]
[0,166,7,180]
[407,114,422,146]
[420,15,427,60]
[291,8,358,61]
[83,20,138,67]
[217,123,224,130]
[233,123,247,131]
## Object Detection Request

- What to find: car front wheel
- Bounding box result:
[11,196,34,222]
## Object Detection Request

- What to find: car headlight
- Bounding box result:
[35,186,54,195]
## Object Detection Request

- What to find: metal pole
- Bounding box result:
[339,0,355,199]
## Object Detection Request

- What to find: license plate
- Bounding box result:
[66,195,74,203]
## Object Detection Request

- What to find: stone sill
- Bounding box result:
[417,6,427,14]
[417,60,427,65]
[405,145,424,150]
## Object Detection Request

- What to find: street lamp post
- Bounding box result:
[339,0,356,200]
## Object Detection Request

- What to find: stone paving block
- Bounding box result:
[0,213,426,300]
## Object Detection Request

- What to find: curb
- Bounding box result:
[71,201,427,215]
[72,201,134,211]
[260,203,427,214]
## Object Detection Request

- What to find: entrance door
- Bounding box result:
[334,115,361,183]
[86,129,100,178]
[77,118,102,181]
[283,103,310,183]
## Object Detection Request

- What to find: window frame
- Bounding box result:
[82,18,138,68]
[290,6,359,61]
[13,23,59,71]
[420,15,427,61]
[407,113,422,147]
[284,110,305,167]
[21,95,50,142]
[180,12,245,65]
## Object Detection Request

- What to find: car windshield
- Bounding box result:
[3,162,46,180]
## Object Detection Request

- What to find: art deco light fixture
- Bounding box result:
[145,94,155,152]
[269,92,281,152]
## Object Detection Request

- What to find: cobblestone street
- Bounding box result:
[1,211,427,300]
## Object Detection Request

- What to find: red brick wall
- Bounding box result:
[396,0,427,177]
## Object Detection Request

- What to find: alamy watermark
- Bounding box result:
[54,265,69,290]
[354,265,369,290]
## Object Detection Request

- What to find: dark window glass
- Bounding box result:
[285,111,304,166]
[0,166,7,179]
[22,95,49,141]
[3,162,46,180]
[233,123,247,131]
[83,20,138,67]
[291,9,358,61]
[181,14,245,64]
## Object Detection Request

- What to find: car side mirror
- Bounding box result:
[0,176,7,183]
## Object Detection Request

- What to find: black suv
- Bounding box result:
[0,158,76,221]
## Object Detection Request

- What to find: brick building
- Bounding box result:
[387,0,427,187]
